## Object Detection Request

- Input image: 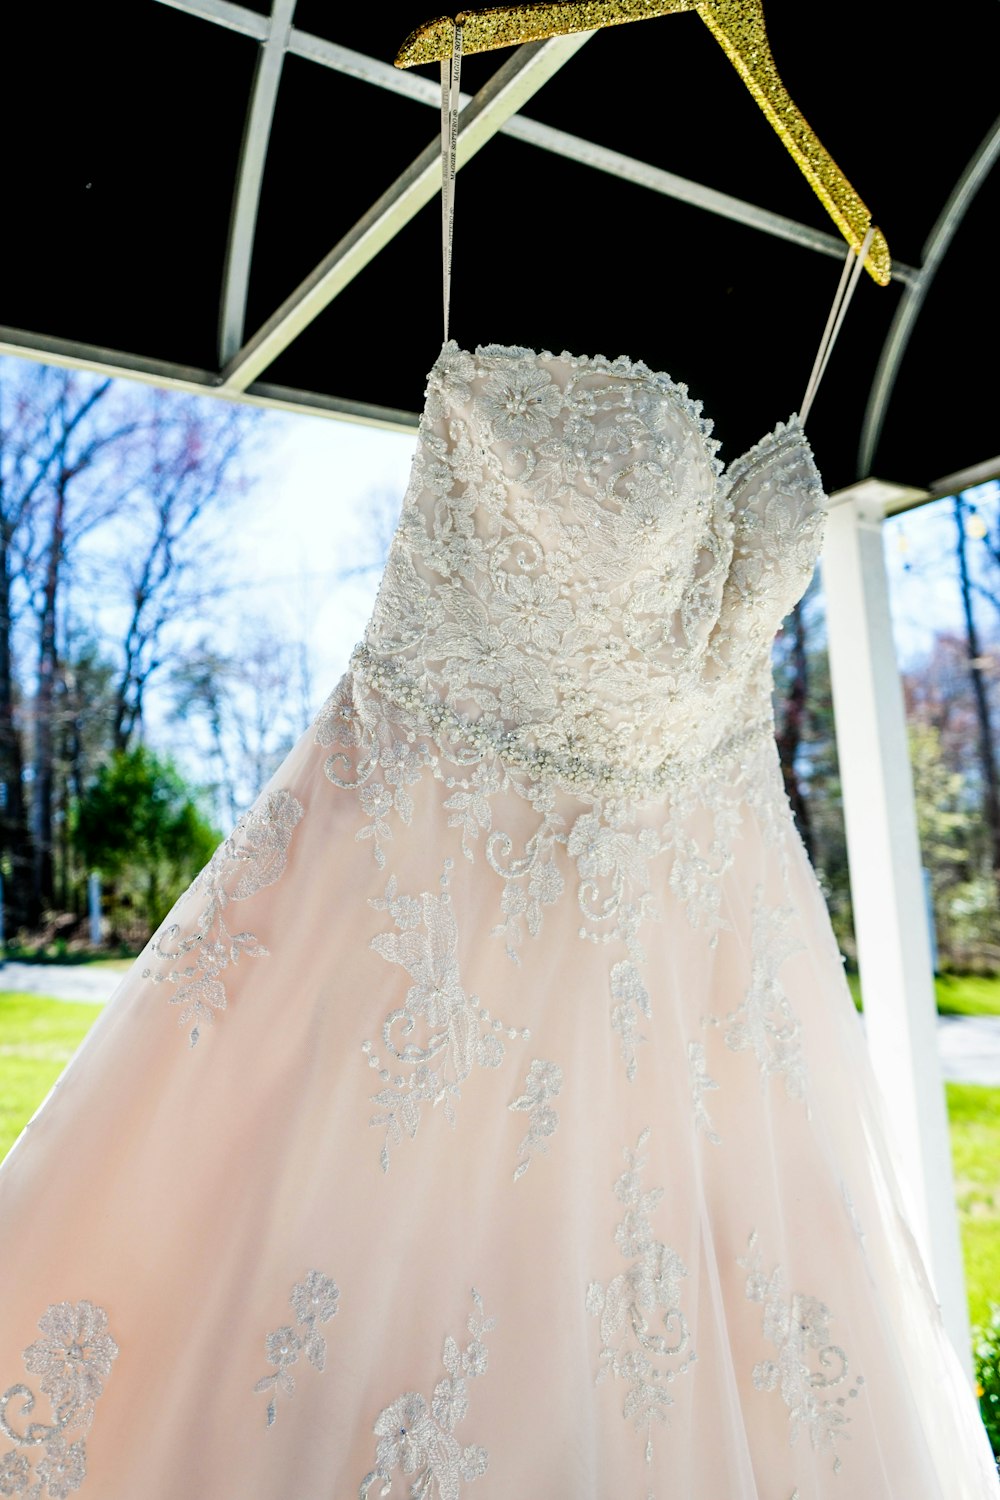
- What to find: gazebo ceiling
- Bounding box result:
[2,0,997,499]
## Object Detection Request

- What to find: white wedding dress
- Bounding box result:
[0,332,997,1500]
[1,30,998,1493]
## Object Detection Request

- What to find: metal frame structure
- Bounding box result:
[1,0,993,1371]
[6,0,991,480]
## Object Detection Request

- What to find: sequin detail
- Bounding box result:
[586,1129,695,1478]
[740,1232,863,1469]
[357,341,825,791]
[320,341,826,1098]
[609,959,652,1082]
[0,1299,119,1498]
[508,1059,563,1180]
[706,886,807,1104]
[143,788,304,1046]
[366,863,520,1172]
[253,1270,340,1428]
[359,1288,494,1499]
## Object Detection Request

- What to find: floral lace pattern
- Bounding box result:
[359,1288,494,1499]
[144,788,304,1046]
[609,959,653,1082]
[317,343,826,1108]
[0,1300,119,1499]
[739,1232,863,1471]
[253,1270,340,1427]
[706,886,807,1104]
[508,1059,563,1180]
[586,1129,695,1478]
[365,863,530,1173]
[363,341,825,788]
[688,1041,722,1146]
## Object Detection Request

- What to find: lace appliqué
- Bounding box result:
[253,1270,340,1427]
[508,1059,563,1180]
[706,885,808,1105]
[360,1288,494,1499]
[688,1041,722,1145]
[739,1232,863,1471]
[365,862,529,1173]
[320,673,749,1093]
[586,1129,695,1476]
[608,960,652,1082]
[143,788,304,1046]
[320,341,825,1093]
[0,1300,119,1499]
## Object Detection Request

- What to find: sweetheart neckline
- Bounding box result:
[431,338,816,490]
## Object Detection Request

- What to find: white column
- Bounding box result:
[822,481,971,1374]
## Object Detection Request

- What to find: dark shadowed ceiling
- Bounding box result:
[1,0,997,498]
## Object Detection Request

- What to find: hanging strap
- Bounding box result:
[440,23,463,344]
[799,224,876,427]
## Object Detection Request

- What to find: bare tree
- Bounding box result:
[0,356,261,926]
[0,364,135,917]
[169,626,303,822]
[953,492,1000,894]
[105,392,258,751]
[773,597,815,860]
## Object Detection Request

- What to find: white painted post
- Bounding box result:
[821,481,971,1374]
[88,873,103,948]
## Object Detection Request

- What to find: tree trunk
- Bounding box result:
[32,474,66,914]
[954,493,1000,893]
[0,532,34,927]
[775,600,815,860]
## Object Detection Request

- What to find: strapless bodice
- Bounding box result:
[353,341,826,801]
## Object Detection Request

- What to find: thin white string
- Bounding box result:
[800,224,876,427]
[440,23,463,344]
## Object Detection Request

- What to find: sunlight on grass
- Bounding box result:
[846,970,1000,1017]
[935,974,1000,1018]
[947,1082,1000,1330]
[0,993,103,1160]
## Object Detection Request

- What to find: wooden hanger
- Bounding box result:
[395,1,891,286]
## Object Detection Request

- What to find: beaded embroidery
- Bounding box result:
[253,1270,340,1428]
[740,1232,863,1470]
[706,886,808,1105]
[365,863,529,1173]
[321,341,827,1124]
[0,1299,119,1499]
[144,788,304,1046]
[586,1129,695,1479]
[360,1288,494,1498]
[688,1040,722,1145]
[508,1058,563,1180]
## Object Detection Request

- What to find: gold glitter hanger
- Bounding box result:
[395,1,891,286]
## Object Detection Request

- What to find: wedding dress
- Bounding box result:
[1,35,998,1500]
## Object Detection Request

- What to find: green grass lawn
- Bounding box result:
[0,993,105,1159]
[948,1082,1000,1330]
[845,969,1000,1017]
[0,991,998,1344]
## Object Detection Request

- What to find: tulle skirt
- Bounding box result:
[0,669,996,1500]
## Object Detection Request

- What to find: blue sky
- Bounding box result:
[10,352,997,772]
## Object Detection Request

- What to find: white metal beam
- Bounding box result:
[858,112,1000,477]
[218,0,297,366]
[156,0,268,40]
[285,25,919,279]
[0,327,418,431]
[822,480,971,1373]
[220,32,593,393]
[157,0,919,283]
[931,454,1000,498]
